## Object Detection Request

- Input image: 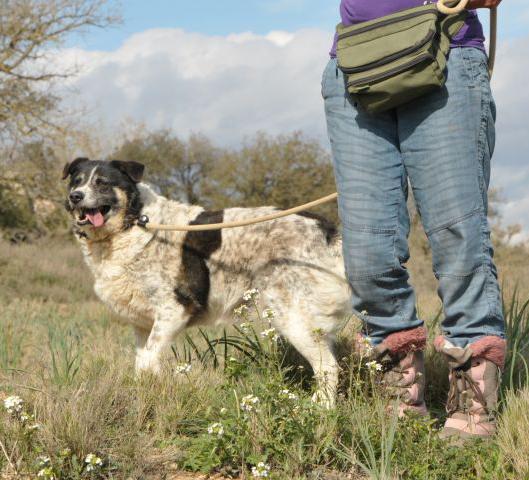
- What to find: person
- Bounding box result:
[323,0,505,439]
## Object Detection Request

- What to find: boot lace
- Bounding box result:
[446,368,488,416]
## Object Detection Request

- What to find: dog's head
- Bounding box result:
[62,158,145,238]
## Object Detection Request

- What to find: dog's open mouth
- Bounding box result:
[77,206,111,228]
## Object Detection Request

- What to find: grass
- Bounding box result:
[0,237,529,479]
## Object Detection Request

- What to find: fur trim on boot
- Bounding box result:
[360,327,429,417]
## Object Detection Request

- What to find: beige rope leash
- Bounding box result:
[138,192,338,232]
[138,1,498,233]
[437,0,497,77]
[488,6,498,76]
[437,0,471,14]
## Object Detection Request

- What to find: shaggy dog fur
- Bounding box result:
[63,158,351,404]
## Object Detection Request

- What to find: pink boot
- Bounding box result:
[435,336,506,439]
[360,327,428,417]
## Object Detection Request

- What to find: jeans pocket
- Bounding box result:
[483,102,495,188]
[321,58,338,99]
[478,91,496,213]
[461,47,489,88]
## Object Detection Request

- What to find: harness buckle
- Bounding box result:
[137,215,150,228]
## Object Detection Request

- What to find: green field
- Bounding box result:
[1,235,529,479]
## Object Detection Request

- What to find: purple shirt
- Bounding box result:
[330,0,485,57]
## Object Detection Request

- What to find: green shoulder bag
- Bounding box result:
[335,3,467,114]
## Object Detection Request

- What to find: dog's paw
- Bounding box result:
[134,350,162,375]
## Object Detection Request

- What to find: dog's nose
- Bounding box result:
[69,191,84,204]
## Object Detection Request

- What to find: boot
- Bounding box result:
[435,336,506,439]
[358,327,428,417]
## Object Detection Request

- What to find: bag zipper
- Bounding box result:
[340,29,436,74]
[337,7,438,41]
[347,52,434,89]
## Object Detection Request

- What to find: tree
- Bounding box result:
[0,141,69,232]
[0,0,118,144]
[113,130,221,205]
[113,130,339,222]
[208,131,339,223]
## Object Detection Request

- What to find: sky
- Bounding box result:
[58,0,529,242]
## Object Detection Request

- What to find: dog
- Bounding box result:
[63,157,351,404]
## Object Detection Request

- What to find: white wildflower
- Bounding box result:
[175,363,192,375]
[251,461,271,478]
[359,335,374,354]
[37,467,55,479]
[84,453,103,472]
[240,394,260,412]
[240,322,252,332]
[262,308,275,320]
[27,423,42,432]
[3,395,23,414]
[260,328,279,342]
[243,288,260,302]
[36,456,51,467]
[361,336,372,347]
[366,360,383,372]
[207,422,224,437]
[279,389,298,401]
[20,412,32,423]
[220,407,228,415]
[59,448,72,457]
[234,304,249,316]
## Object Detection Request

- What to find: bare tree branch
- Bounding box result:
[0,0,120,144]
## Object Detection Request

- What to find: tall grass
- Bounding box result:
[47,325,83,386]
[0,317,26,372]
[1,237,529,479]
[337,399,400,480]
[502,290,529,392]
[497,387,529,478]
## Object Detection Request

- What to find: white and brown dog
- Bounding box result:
[63,158,351,403]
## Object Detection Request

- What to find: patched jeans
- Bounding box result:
[322,47,505,347]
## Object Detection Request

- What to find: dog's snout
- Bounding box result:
[69,191,85,204]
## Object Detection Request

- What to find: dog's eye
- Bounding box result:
[95,178,109,186]
[73,177,82,186]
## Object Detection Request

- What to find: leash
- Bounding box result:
[437,0,497,77]
[137,1,498,233]
[137,192,338,231]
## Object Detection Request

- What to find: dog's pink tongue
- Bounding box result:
[86,211,105,228]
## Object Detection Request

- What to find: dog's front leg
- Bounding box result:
[135,304,189,374]
[134,326,150,371]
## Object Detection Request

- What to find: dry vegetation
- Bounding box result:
[0,224,528,479]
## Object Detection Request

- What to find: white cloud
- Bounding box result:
[57,27,331,146]
[489,35,529,242]
[55,28,529,239]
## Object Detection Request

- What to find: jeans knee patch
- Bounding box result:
[428,211,485,278]
[342,223,398,280]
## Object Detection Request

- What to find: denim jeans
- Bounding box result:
[322,47,505,347]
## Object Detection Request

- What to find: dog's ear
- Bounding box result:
[110,160,145,183]
[62,157,89,180]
